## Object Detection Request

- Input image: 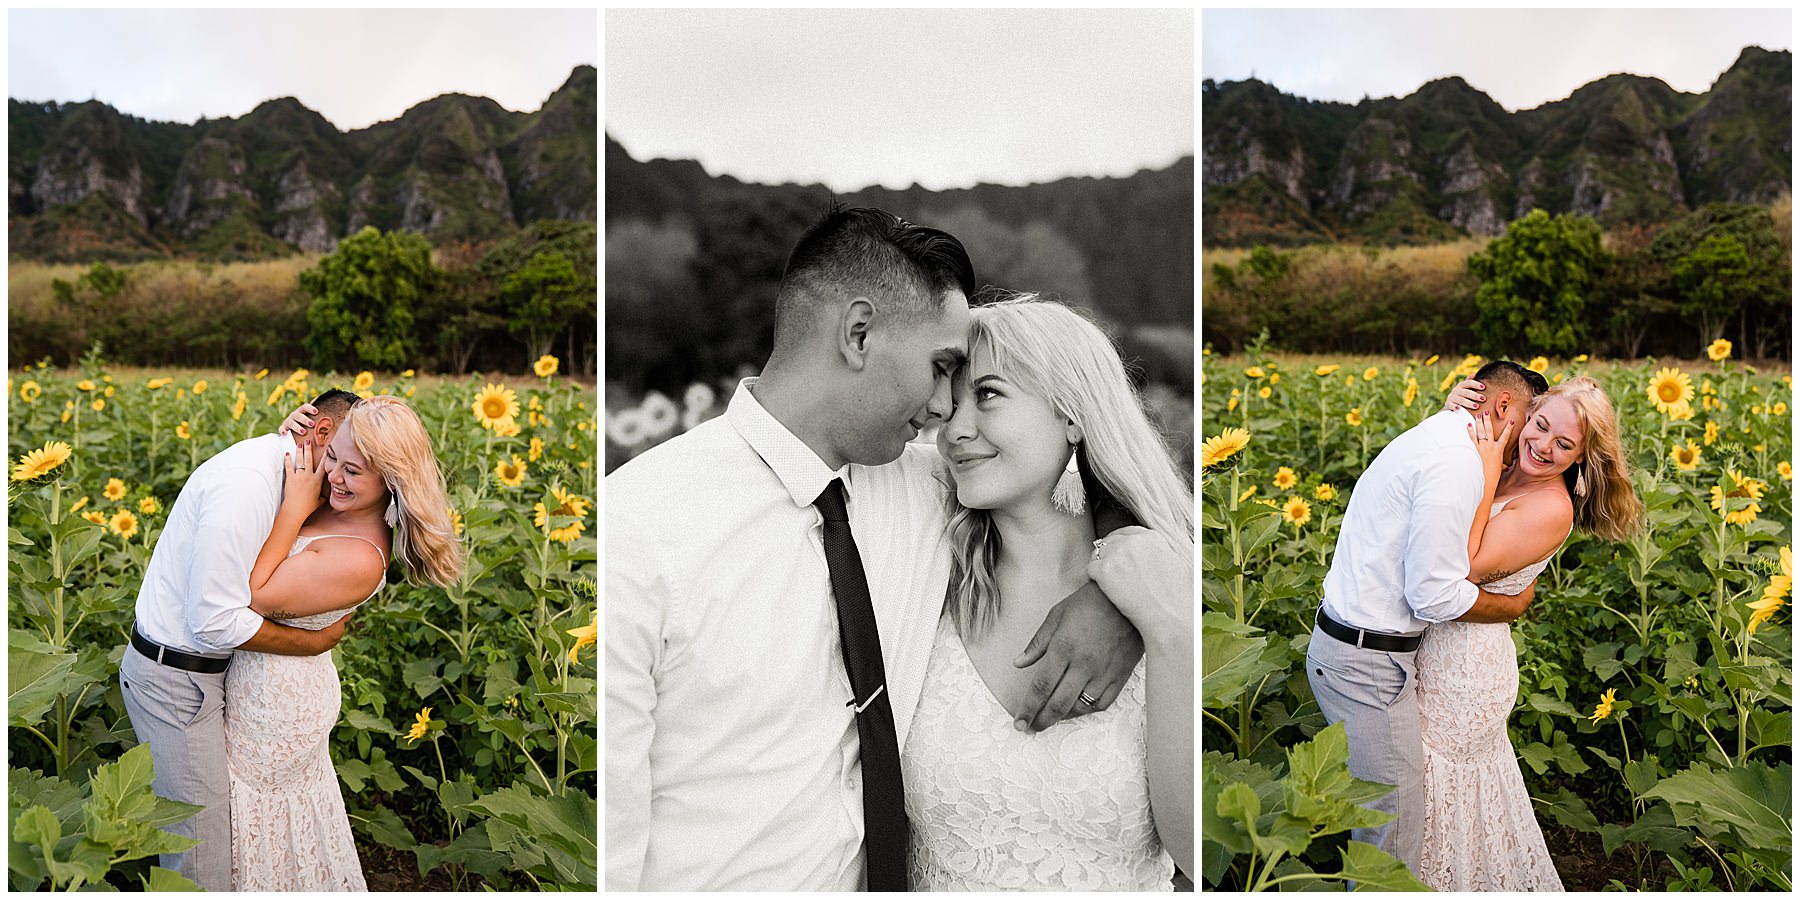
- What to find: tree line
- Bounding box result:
[1204,201,1791,360]
[10,221,597,375]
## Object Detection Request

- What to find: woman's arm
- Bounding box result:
[1467,494,1571,587]
[247,442,382,619]
[1086,527,1194,874]
[1465,412,1510,565]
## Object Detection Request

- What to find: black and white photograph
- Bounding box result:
[604,8,1196,891]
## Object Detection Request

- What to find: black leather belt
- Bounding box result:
[131,627,230,674]
[1316,609,1423,653]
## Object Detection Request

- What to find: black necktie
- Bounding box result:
[814,479,909,891]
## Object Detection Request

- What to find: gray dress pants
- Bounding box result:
[118,645,232,890]
[1304,622,1423,872]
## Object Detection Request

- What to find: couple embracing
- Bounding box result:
[607,206,1195,890]
[120,390,464,890]
[1310,359,1642,890]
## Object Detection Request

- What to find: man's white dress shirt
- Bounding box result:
[605,379,952,891]
[1321,408,1482,634]
[134,433,293,655]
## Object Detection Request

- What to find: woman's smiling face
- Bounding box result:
[324,425,390,516]
[935,347,1074,512]
[1515,394,1585,478]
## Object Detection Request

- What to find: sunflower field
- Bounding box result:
[1201,339,1792,891]
[7,355,597,890]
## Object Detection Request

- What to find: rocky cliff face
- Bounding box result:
[7,64,596,260]
[1203,47,1790,245]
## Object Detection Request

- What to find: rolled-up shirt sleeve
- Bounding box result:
[1403,449,1482,623]
[606,530,668,891]
[186,456,282,651]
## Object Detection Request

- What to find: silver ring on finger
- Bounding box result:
[1079,691,1100,707]
[1092,539,1106,560]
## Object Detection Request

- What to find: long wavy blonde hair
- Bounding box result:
[344,396,466,587]
[1534,375,1642,541]
[945,295,1194,637]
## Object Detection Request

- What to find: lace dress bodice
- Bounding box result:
[901,615,1174,891]
[224,530,385,891]
[1413,494,1565,890]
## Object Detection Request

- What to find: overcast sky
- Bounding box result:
[606,9,1194,192]
[7,8,596,130]
[1202,8,1791,111]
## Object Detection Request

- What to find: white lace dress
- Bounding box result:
[224,533,383,891]
[1414,497,1566,891]
[901,615,1174,891]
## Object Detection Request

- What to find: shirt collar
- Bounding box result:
[725,378,849,509]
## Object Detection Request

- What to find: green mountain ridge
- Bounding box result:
[1203,46,1790,246]
[8,65,596,261]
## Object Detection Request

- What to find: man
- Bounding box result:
[118,388,361,889]
[607,207,1142,890]
[1305,360,1549,872]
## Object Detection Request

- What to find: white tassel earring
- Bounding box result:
[385,481,402,527]
[1574,463,1588,498]
[1051,444,1086,516]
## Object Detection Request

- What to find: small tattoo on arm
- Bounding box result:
[1478,569,1518,586]
[265,610,302,620]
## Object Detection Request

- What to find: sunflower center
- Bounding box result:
[1658,384,1680,402]
[484,398,508,418]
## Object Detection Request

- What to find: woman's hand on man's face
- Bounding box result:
[282,440,329,514]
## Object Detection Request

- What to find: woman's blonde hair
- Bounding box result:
[1534,375,1642,541]
[945,295,1194,637]
[344,396,466,587]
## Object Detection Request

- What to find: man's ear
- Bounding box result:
[1492,389,1513,417]
[311,417,336,447]
[839,298,875,371]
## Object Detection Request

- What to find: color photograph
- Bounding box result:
[7,8,597,891]
[1201,8,1792,891]
[606,8,1196,891]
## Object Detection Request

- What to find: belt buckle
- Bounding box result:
[1355,629,1365,650]
[155,644,167,665]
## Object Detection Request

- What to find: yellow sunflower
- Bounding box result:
[1670,441,1701,471]
[254,368,269,380]
[232,392,248,421]
[449,508,465,536]
[76,379,96,392]
[1703,421,1718,446]
[566,616,597,664]
[1707,338,1732,362]
[1245,366,1265,379]
[492,416,522,438]
[1314,364,1340,377]
[1272,467,1297,490]
[109,509,139,540]
[1423,354,1440,366]
[528,436,544,462]
[533,486,591,542]
[1281,496,1312,528]
[91,398,105,412]
[11,441,73,482]
[1402,378,1419,408]
[1666,400,1694,422]
[1780,461,1792,481]
[406,707,432,741]
[1710,469,1767,526]
[1363,366,1379,381]
[82,510,107,525]
[104,478,127,501]
[1199,427,1251,468]
[1646,367,1694,414]
[1747,547,1791,635]
[534,354,560,378]
[176,421,191,440]
[138,496,159,515]
[472,383,521,428]
[19,381,40,403]
[352,371,375,392]
[1587,688,1617,725]
[1345,408,1363,426]
[146,378,172,390]
[1258,386,1272,399]
[192,379,207,394]
[1316,483,1336,501]
[495,455,527,487]
[1527,356,1549,373]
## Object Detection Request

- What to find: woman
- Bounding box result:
[225,396,465,890]
[902,296,1194,890]
[1416,375,1641,890]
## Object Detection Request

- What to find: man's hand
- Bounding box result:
[234,612,352,656]
[1012,581,1144,733]
[1456,581,1536,623]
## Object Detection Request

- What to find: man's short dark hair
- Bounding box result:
[771,205,975,351]
[1473,360,1549,398]
[311,388,362,422]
